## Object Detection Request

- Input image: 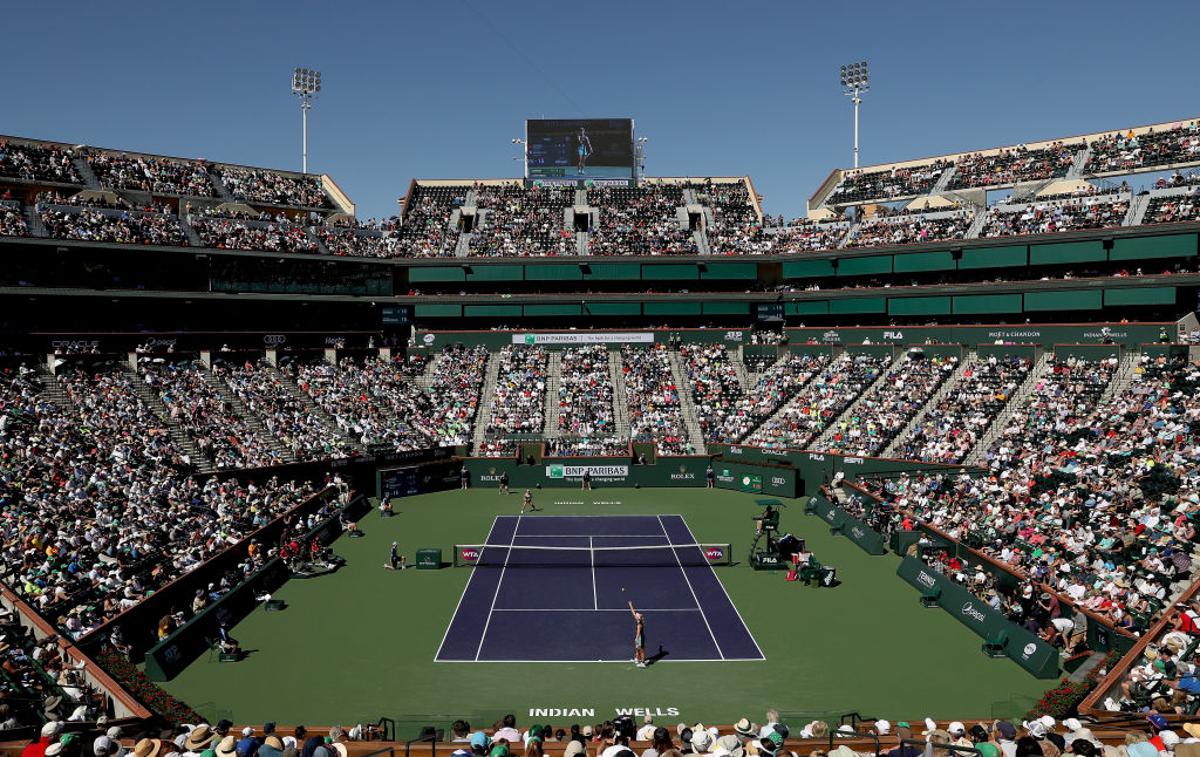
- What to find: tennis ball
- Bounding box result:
[621,587,625,592]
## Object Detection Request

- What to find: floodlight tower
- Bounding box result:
[512,138,528,178]
[291,68,322,174]
[636,137,649,179]
[840,61,869,168]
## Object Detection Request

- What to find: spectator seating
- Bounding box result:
[700,182,763,256]
[708,354,830,444]
[1087,123,1200,175]
[828,161,951,205]
[0,199,29,237]
[892,355,1032,463]
[552,345,623,456]
[847,209,971,248]
[192,213,317,254]
[586,185,695,256]
[980,194,1130,237]
[948,143,1079,190]
[821,352,959,457]
[470,184,574,257]
[744,353,889,450]
[214,166,329,208]
[767,220,850,254]
[0,140,81,184]
[480,345,549,456]
[39,205,188,247]
[1144,188,1200,225]
[394,184,468,258]
[140,358,286,470]
[88,152,215,197]
[621,345,691,456]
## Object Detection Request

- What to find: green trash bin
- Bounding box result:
[416,548,443,570]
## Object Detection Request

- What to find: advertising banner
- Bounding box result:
[895,557,1059,678]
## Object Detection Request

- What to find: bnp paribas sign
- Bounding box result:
[546,464,630,479]
[517,333,654,345]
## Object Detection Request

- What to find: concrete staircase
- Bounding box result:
[812,351,905,450]
[881,350,975,459]
[1066,147,1090,179]
[608,350,631,442]
[23,206,48,237]
[932,167,956,193]
[202,369,295,464]
[965,209,990,239]
[577,232,590,255]
[127,368,214,473]
[182,215,204,247]
[35,364,73,409]
[1100,350,1139,403]
[692,229,710,255]
[730,348,751,390]
[471,351,502,456]
[454,233,473,257]
[667,349,707,455]
[208,170,236,203]
[543,351,562,439]
[1124,193,1151,227]
[268,365,366,454]
[72,157,100,189]
[964,351,1052,466]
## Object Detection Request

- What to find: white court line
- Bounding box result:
[508,534,669,538]
[590,536,598,610]
[473,515,521,661]
[436,657,764,664]
[671,515,766,661]
[434,515,498,662]
[499,514,685,519]
[491,607,700,612]
[656,515,724,660]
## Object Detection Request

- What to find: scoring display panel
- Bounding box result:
[526,118,635,179]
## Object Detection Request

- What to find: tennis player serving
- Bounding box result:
[628,600,646,668]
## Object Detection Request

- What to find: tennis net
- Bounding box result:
[452,542,732,568]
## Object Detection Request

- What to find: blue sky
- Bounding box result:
[6,1,1199,220]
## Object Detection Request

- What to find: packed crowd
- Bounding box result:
[1087,123,1200,175]
[948,143,1080,190]
[846,210,971,248]
[215,166,328,207]
[868,353,1200,633]
[213,359,355,462]
[621,345,691,455]
[192,216,318,254]
[295,348,487,452]
[140,359,286,470]
[470,185,574,257]
[0,363,319,640]
[707,354,830,444]
[481,346,549,456]
[394,184,468,258]
[744,353,889,450]
[981,196,1131,237]
[1,200,29,237]
[702,182,763,257]
[828,160,951,204]
[0,141,80,183]
[1145,190,1200,226]
[89,152,215,197]
[892,354,1033,464]
[587,185,696,256]
[769,221,850,254]
[553,345,623,456]
[1106,598,1200,713]
[39,207,188,246]
[0,604,104,728]
[313,226,401,258]
[677,345,744,443]
[822,352,959,457]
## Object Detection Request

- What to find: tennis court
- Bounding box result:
[435,515,764,662]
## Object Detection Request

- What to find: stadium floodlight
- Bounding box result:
[512,137,527,177]
[840,60,870,168]
[291,67,322,174]
[636,137,649,180]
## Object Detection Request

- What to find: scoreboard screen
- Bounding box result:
[526,118,634,179]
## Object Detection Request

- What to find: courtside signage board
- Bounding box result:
[515,332,655,345]
[546,464,630,480]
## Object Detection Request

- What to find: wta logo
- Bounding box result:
[460,547,480,563]
[704,546,726,562]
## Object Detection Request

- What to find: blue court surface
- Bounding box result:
[435,515,764,662]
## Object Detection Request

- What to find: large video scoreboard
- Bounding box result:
[526,118,635,179]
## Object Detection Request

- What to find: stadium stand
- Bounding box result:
[586,184,695,256]
[469,184,574,257]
